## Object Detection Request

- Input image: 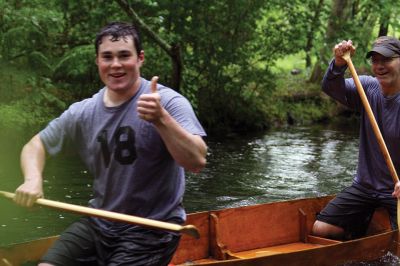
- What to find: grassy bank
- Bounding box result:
[267,53,357,127]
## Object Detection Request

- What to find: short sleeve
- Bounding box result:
[39,103,80,156]
[159,88,206,137]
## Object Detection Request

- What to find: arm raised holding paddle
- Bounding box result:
[312,37,400,240]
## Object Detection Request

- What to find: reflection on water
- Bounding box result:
[0,123,360,247]
[185,123,359,212]
[341,252,400,265]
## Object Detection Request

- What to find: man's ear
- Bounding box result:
[138,50,145,62]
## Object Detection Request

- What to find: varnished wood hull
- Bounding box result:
[179,231,399,265]
[1,195,398,266]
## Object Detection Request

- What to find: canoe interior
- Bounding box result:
[170,195,394,265]
[0,195,396,266]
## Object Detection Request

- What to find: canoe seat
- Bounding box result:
[206,199,335,261]
[228,241,330,259]
[228,232,342,259]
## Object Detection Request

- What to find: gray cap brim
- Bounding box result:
[366,47,397,58]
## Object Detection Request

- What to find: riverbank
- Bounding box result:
[0,60,357,135]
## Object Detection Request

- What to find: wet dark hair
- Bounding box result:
[95,21,142,55]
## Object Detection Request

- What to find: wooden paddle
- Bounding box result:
[0,190,200,239]
[1,258,13,266]
[342,52,400,227]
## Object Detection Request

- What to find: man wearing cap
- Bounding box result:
[311,36,400,240]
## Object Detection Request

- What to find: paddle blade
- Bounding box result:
[180,225,200,239]
[1,258,13,266]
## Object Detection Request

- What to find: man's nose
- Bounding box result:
[111,58,122,67]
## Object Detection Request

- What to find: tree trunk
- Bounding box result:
[378,15,389,37]
[115,0,182,92]
[305,0,325,69]
[309,0,353,83]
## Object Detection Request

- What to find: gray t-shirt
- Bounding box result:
[40,78,206,229]
[322,60,400,195]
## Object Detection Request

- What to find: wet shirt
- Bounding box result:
[39,78,206,230]
[322,60,400,195]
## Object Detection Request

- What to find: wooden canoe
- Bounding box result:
[1,195,399,266]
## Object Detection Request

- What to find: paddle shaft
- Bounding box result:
[0,191,199,238]
[343,53,399,184]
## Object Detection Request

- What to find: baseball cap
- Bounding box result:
[366,36,400,58]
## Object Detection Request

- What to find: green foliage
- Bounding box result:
[309,0,400,82]
[0,0,121,99]
[140,0,275,134]
[53,45,100,98]
[28,51,52,74]
[0,1,63,60]
[0,76,67,130]
[2,0,400,135]
[0,61,31,102]
[268,73,336,125]
[55,1,125,48]
[28,77,67,111]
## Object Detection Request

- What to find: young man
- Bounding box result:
[312,36,400,240]
[14,22,207,265]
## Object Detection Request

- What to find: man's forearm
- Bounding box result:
[16,134,46,206]
[20,134,46,180]
[154,111,207,173]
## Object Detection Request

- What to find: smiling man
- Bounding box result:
[14,22,207,265]
[311,36,400,240]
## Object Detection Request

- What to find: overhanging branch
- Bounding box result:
[115,0,183,91]
[115,0,172,57]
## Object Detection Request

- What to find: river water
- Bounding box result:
[0,121,361,246]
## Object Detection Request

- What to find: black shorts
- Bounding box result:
[41,218,181,266]
[316,183,397,239]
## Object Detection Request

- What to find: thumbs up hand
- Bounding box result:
[138,76,163,123]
